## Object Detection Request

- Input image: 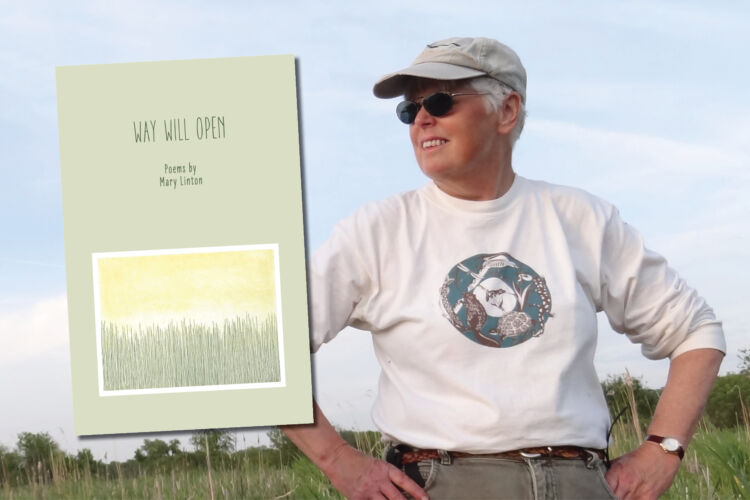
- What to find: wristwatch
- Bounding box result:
[645,434,685,460]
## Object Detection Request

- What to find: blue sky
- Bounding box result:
[1,1,748,461]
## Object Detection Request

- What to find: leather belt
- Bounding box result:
[399,446,606,465]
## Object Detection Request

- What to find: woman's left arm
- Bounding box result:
[604,348,724,500]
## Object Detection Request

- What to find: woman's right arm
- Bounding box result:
[280,399,428,500]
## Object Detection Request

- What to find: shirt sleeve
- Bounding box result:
[598,208,725,359]
[308,218,375,353]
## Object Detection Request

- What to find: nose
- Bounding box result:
[412,105,436,127]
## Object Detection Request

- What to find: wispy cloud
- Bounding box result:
[527,118,745,181]
[523,118,750,233]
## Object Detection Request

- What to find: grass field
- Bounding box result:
[101,313,281,391]
[3,422,749,499]
[1,454,338,500]
[3,370,749,499]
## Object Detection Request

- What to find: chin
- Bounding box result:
[418,159,451,178]
[420,167,462,185]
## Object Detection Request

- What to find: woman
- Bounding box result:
[283,37,724,500]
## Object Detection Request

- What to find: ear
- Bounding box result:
[496,92,521,135]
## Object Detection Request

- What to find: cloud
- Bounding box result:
[520,118,750,247]
[527,118,745,182]
[0,294,69,364]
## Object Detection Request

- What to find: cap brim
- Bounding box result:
[373,62,486,98]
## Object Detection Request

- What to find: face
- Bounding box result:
[406,81,505,190]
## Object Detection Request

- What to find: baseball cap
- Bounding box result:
[373,37,526,103]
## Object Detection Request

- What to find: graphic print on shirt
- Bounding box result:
[439,252,553,348]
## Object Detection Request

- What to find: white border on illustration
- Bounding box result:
[92,243,286,397]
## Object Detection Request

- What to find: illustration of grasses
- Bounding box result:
[101,313,280,391]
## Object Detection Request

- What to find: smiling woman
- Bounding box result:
[405,81,513,200]
[280,36,725,500]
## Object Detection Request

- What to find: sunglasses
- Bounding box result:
[396,91,488,124]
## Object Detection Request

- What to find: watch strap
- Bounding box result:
[645,434,685,460]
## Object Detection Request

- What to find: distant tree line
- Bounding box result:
[0,429,278,488]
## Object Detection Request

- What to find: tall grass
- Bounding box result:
[4,371,749,499]
[2,449,341,500]
[101,313,280,391]
[3,422,749,499]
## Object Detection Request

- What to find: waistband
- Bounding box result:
[393,445,606,465]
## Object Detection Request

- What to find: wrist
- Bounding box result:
[644,434,685,460]
[318,440,356,477]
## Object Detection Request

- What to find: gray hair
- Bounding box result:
[468,76,526,146]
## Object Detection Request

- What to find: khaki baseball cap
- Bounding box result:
[373,37,526,103]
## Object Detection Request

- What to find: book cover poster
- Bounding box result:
[56,55,312,435]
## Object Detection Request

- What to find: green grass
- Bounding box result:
[2,424,749,500]
[101,313,280,391]
[1,450,340,500]
[4,368,750,499]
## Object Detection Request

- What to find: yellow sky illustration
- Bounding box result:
[97,249,277,325]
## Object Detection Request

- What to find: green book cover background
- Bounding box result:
[56,55,313,435]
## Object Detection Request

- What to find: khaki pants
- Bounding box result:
[408,454,618,499]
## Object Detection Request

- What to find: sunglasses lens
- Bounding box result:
[422,93,454,117]
[395,93,456,124]
[396,100,418,124]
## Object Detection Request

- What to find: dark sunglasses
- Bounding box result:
[396,91,488,124]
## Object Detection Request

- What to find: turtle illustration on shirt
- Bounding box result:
[439,252,553,348]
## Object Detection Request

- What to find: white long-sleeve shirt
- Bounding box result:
[310,175,724,452]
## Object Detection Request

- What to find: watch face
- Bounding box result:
[662,438,680,452]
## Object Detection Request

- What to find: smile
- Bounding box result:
[422,139,447,149]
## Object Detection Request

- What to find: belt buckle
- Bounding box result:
[519,451,542,458]
[520,446,552,459]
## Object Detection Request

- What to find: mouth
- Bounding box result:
[422,138,447,150]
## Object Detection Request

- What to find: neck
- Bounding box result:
[434,161,516,201]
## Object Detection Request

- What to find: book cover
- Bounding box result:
[56,55,312,435]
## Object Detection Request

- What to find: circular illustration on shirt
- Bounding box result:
[439,252,553,348]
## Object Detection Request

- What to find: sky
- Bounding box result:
[1,0,748,462]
